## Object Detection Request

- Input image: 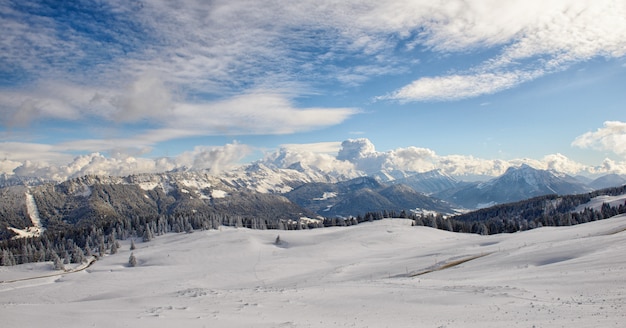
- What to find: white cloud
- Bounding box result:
[384,71,542,102]
[4,0,623,132]
[4,1,626,105]
[0,86,358,155]
[180,143,253,173]
[8,142,252,181]
[0,81,92,127]
[279,142,343,155]
[0,159,22,175]
[538,153,587,175]
[384,146,438,172]
[262,146,356,176]
[337,138,378,161]
[383,0,626,101]
[0,142,72,164]
[6,137,626,181]
[168,92,359,136]
[572,121,626,156]
[108,71,175,123]
[2,1,626,180]
[267,138,626,178]
[595,158,626,175]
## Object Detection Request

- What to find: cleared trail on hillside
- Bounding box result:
[408,253,492,277]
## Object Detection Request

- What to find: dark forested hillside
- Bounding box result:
[0,174,319,266]
[285,176,454,217]
[413,185,626,235]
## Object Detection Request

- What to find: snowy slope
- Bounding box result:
[1,217,626,327]
[574,194,626,212]
[6,192,45,239]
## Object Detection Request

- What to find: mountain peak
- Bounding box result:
[441,164,592,209]
[287,161,309,173]
[505,163,535,174]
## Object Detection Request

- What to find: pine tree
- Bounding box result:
[110,242,118,255]
[128,252,137,267]
[130,239,136,250]
[1,250,15,266]
[52,253,65,271]
[71,244,85,263]
[142,226,153,242]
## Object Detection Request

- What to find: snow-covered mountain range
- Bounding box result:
[435,164,594,209]
[2,156,626,241]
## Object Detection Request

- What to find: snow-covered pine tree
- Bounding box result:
[52,253,64,270]
[1,249,15,266]
[143,226,153,242]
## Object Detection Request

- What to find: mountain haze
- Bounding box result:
[436,165,593,209]
[588,174,626,190]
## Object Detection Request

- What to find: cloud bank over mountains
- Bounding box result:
[264,138,626,179]
[3,142,252,182]
[3,129,626,183]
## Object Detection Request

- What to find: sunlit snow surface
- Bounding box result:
[2,216,626,327]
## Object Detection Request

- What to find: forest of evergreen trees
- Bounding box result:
[0,211,326,266]
[2,185,625,267]
[411,185,626,235]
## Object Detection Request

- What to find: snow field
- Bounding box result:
[1,216,626,327]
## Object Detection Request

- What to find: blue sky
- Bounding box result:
[1,0,626,180]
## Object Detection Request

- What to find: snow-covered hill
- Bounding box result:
[2,216,625,327]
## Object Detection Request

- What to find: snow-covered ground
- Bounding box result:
[2,216,626,327]
[575,194,626,212]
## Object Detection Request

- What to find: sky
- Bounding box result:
[1,0,626,181]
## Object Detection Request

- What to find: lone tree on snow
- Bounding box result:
[274,235,281,245]
[128,252,137,267]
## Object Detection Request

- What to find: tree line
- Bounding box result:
[0,210,326,266]
[412,185,626,235]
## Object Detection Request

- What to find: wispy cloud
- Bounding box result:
[1,0,370,155]
[6,1,624,117]
[381,70,543,102]
[278,142,343,155]
[383,0,626,101]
